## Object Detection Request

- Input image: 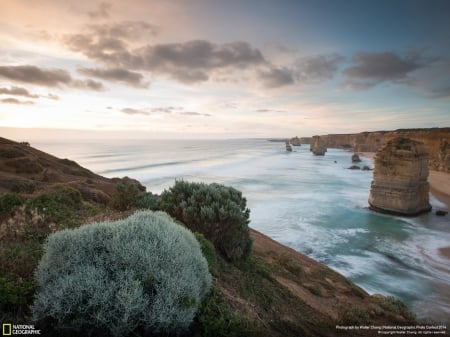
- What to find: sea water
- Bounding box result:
[33,138,450,323]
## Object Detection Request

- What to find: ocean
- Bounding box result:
[32,138,450,323]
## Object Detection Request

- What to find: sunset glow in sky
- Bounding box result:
[0,0,449,139]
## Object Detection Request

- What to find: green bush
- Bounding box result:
[11,180,36,193]
[195,233,218,274]
[31,210,211,336]
[26,186,82,223]
[136,191,159,210]
[160,181,252,261]
[191,286,246,337]
[0,273,36,312]
[111,182,140,211]
[0,193,24,216]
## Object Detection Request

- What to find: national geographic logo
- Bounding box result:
[2,324,41,335]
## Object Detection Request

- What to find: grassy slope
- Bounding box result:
[0,138,416,336]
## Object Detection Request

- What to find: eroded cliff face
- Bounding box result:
[321,128,450,172]
[310,136,327,155]
[368,137,431,215]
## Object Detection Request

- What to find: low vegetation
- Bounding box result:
[0,175,417,337]
[159,180,253,261]
[32,211,211,336]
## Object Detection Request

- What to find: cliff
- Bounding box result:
[310,135,327,155]
[320,128,450,172]
[368,137,431,215]
[0,137,144,203]
[0,137,416,336]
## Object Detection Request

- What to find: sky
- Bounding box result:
[0,0,449,140]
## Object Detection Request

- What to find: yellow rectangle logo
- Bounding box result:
[2,323,12,336]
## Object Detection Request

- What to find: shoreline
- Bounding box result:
[360,152,450,261]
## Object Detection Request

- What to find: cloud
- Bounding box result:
[254,108,286,113]
[0,86,60,100]
[87,2,112,19]
[77,67,148,88]
[0,86,39,98]
[1,98,34,105]
[343,51,424,89]
[150,106,180,113]
[46,93,60,100]
[121,107,150,116]
[120,106,210,117]
[258,66,294,88]
[0,65,72,87]
[405,57,450,99]
[180,112,211,117]
[65,23,267,84]
[295,54,343,83]
[88,21,159,40]
[0,65,105,91]
[133,40,266,83]
[71,79,105,91]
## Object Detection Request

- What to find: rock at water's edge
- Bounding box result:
[352,153,361,162]
[310,136,327,155]
[369,137,431,216]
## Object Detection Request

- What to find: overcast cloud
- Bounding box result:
[0,65,105,91]
[343,51,425,89]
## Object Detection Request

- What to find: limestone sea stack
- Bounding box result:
[310,136,327,155]
[368,137,431,215]
[290,136,301,146]
[285,141,292,152]
[352,153,361,162]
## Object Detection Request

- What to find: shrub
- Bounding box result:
[0,193,24,216]
[110,181,140,211]
[11,180,36,193]
[194,232,218,274]
[0,273,36,313]
[160,181,252,261]
[31,210,211,336]
[191,286,246,337]
[136,191,159,210]
[26,186,82,224]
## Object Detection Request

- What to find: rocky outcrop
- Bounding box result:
[290,136,301,146]
[369,137,431,215]
[318,128,450,172]
[352,153,361,162]
[285,141,292,152]
[300,137,312,144]
[310,136,327,155]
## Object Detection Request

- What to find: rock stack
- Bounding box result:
[352,153,361,162]
[310,136,327,155]
[368,137,431,215]
[290,136,301,146]
[285,141,292,152]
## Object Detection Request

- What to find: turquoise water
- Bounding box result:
[34,138,450,323]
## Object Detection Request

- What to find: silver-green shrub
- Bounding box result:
[31,210,211,336]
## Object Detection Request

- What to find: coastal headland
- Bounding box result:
[0,136,420,336]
